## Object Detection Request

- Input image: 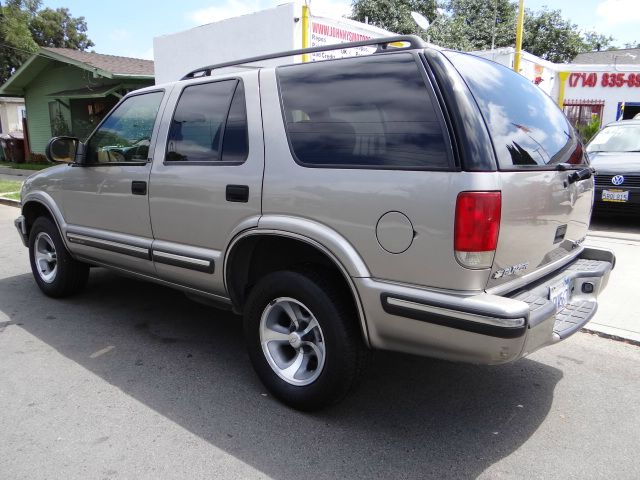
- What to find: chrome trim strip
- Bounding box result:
[153,250,211,267]
[76,255,231,304]
[152,250,215,273]
[67,233,150,260]
[385,296,525,328]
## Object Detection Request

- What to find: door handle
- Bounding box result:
[226,185,249,203]
[131,181,147,195]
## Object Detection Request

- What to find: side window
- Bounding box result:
[445,51,581,169]
[86,91,164,164]
[277,53,450,169]
[166,79,248,163]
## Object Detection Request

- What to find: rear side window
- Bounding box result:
[445,51,584,169]
[166,79,248,163]
[277,54,450,169]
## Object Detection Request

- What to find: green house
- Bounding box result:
[0,48,154,155]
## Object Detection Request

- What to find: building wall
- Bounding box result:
[24,61,151,154]
[25,62,99,154]
[563,69,640,125]
[153,3,297,84]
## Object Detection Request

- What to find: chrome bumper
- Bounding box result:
[356,247,615,365]
[14,215,28,247]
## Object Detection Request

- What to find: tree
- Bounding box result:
[0,1,38,84]
[438,0,517,51]
[350,0,438,36]
[0,0,94,84]
[582,31,615,52]
[28,7,93,50]
[350,0,625,63]
[522,7,609,63]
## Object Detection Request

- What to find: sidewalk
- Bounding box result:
[0,166,39,180]
[584,231,640,345]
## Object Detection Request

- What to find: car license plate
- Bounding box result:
[602,189,629,202]
[549,277,571,312]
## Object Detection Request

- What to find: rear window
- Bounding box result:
[445,51,584,169]
[277,53,450,170]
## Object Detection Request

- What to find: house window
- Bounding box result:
[49,101,72,137]
[563,100,604,128]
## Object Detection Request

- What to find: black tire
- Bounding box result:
[28,216,89,298]
[244,269,369,411]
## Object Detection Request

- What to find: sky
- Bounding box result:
[41,0,640,60]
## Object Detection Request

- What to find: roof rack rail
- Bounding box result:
[181,35,426,80]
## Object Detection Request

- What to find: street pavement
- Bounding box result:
[0,204,639,479]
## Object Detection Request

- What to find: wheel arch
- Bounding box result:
[224,229,371,346]
[21,193,71,250]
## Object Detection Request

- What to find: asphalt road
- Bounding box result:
[1,204,639,480]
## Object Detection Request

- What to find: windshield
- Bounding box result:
[444,51,584,169]
[587,124,640,153]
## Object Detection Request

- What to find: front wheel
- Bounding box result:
[244,270,368,411]
[28,217,89,297]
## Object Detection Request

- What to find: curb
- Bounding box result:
[0,197,20,208]
[581,327,640,347]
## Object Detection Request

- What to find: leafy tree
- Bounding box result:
[0,0,94,84]
[351,0,438,36]
[440,0,517,51]
[350,0,626,63]
[28,7,93,50]
[0,1,38,84]
[522,7,605,63]
[582,31,615,52]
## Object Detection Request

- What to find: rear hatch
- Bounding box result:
[444,51,593,291]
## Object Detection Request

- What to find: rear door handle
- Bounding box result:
[131,181,147,195]
[226,185,249,203]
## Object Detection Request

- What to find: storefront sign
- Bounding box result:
[309,15,391,61]
[568,72,640,88]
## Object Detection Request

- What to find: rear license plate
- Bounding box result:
[549,277,571,312]
[602,189,629,202]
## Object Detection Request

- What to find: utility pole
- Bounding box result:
[513,0,525,73]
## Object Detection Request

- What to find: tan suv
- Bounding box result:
[15,36,614,410]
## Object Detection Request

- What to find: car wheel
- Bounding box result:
[244,269,368,411]
[28,217,89,298]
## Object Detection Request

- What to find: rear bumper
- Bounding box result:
[357,247,614,364]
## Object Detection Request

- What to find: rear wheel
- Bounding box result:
[28,217,89,297]
[244,269,368,411]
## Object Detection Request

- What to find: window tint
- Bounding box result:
[86,91,163,164]
[445,51,584,169]
[277,54,450,169]
[166,80,248,163]
[221,82,249,162]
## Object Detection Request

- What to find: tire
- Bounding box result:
[244,269,368,411]
[28,216,89,298]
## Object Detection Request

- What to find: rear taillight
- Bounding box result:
[454,191,501,269]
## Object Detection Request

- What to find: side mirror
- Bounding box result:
[45,136,81,164]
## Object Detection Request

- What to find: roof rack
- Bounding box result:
[181,35,426,80]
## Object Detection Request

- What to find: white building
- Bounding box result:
[472,47,640,127]
[153,1,393,84]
